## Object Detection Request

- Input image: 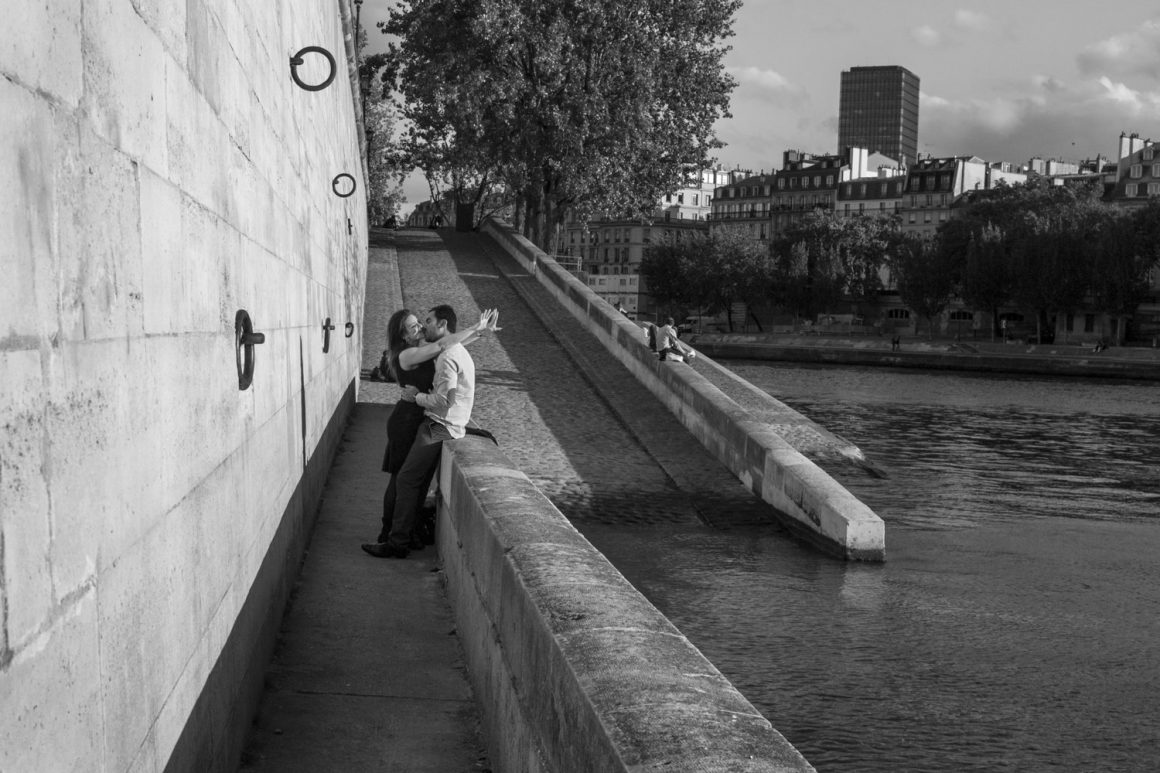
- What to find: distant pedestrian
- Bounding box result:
[891,335,901,352]
[657,317,695,362]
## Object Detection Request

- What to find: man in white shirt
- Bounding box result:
[363,304,476,559]
[656,317,693,362]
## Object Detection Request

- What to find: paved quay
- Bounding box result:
[690,331,1160,380]
[239,228,792,771]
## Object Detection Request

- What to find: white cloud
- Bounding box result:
[728,66,796,91]
[953,9,989,31]
[917,72,1160,164]
[1077,19,1160,79]
[911,25,941,47]
[920,91,951,108]
[1098,76,1142,106]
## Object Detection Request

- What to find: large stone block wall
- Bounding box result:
[481,218,885,560]
[0,1,367,770]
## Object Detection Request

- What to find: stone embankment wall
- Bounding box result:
[481,219,885,561]
[438,438,817,772]
[0,1,366,770]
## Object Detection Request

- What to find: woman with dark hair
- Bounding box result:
[376,306,498,546]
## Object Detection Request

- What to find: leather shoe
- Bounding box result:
[361,542,408,559]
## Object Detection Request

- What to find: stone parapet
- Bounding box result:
[480,219,885,560]
[438,437,816,772]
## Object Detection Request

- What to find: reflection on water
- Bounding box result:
[578,365,1160,773]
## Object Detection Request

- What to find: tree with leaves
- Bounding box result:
[381,0,739,247]
[1090,202,1160,342]
[358,53,407,226]
[688,229,772,330]
[888,233,959,339]
[769,211,894,321]
[639,234,700,318]
[956,223,1009,340]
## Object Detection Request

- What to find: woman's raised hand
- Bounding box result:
[486,308,501,332]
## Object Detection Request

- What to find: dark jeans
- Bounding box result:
[383,420,450,549]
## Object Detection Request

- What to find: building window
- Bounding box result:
[1146,148,1155,161]
[826,175,834,186]
[908,213,916,224]
[1153,164,1160,178]
[949,310,973,321]
[778,179,785,189]
[887,308,911,319]
[1126,183,1138,197]
[790,177,798,188]
[1131,164,1143,178]
[1084,314,1095,333]
[814,176,821,187]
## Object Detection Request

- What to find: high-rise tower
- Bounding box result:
[838,66,920,166]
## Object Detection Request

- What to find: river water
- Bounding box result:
[580,363,1160,773]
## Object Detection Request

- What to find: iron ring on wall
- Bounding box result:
[332,173,356,198]
[289,46,337,91]
[235,310,266,391]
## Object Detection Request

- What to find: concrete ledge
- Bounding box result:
[480,218,885,561]
[437,438,816,773]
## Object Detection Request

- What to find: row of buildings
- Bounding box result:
[404,65,1160,343]
[559,131,1160,342]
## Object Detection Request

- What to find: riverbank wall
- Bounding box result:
[480,219,885,561]
[689,335,1160,381]
[437,436,816,772]
[1,2,367,770]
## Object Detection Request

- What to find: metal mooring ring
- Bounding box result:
[235,310,266,390]
[332,173,356,198]
[289,46,337,91]
[345,322,355,338]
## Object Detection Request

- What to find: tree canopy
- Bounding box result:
[381,0,740,246]
[769,212,896,320]
[639,229,772,330]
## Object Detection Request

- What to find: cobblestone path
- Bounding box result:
[366,228,786,533]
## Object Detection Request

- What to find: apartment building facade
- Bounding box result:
[557,168,743,319]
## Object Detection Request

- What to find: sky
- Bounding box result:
[360,0,1160,215]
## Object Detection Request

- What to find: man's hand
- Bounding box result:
[400,385,419,403]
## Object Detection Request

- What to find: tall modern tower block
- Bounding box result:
[838,65,920,166]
